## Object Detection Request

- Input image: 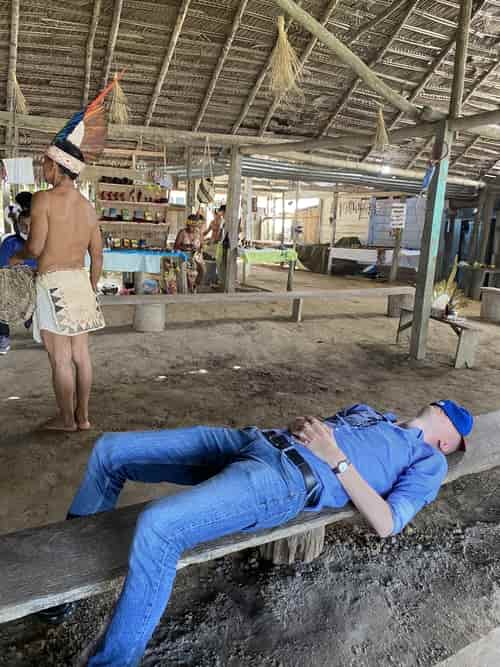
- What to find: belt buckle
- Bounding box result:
[267,432,291,451]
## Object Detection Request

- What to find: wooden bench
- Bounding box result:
[100,286,415,332]
[1,410,498,624]
[396,307,480,369]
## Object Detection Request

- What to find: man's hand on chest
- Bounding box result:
[289,416,346,468]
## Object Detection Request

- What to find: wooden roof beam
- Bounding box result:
[462,60,500,109]
[240,107,500,156]
[101,0,123,88]
[449,0,473,118]
[192,0,250,132]
[144,0,192,127]
[231,18,292,135]
[5,0,20,153]
[319,0,418,137]
[343,0,409,47]
[406,136,434,169]
[386,0,487,133]
[360,0,488,162]
[258,0,341,137]
[274,0,427,123]
[450,135,482,168]
[82,0,102,106]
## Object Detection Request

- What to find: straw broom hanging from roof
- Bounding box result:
[269,12,390,150]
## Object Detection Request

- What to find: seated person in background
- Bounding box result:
[69,400,473,666]
[174,214,205,292]
[0,194,36,355]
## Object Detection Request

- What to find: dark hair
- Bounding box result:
[217,205,226,214]
[51,138,85,180]
[15,191,32,213]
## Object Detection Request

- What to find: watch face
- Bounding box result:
[337,460,349,474]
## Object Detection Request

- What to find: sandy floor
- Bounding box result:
[1,265,500,665]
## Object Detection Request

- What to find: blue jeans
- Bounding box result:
[69,426,311,666]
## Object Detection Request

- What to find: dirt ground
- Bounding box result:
[1,266,500,666]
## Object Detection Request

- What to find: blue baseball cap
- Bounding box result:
[431,400,474,450]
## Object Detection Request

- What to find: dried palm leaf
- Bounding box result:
[373,106,389,151]
[270,16,303,100]
[13,74,28,114]
[109,73,129,125]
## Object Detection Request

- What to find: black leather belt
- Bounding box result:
[264,431,318,505]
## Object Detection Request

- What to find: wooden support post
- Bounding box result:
[291,297,303,322]
[260,526,325,564]
[223,147,242,292]
[286,260,295,292]
[389,227,402,283]
[245,177,253,241]
[410,121,452,361]
[185,147,194,216]
[177,261,188,294]
[479,190,495,264]
[454,329,479,369]
[470,189,487,263]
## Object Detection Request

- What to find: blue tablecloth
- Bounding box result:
[86,249,188,274]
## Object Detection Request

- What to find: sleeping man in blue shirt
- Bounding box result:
[71,399,473,666]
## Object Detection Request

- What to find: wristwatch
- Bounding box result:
[332,458,351,475]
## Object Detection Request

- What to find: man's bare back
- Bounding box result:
[33,186,99,274]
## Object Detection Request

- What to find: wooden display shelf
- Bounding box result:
[97,199,169,208]
[97,183,136,190]
[99,221,169,228]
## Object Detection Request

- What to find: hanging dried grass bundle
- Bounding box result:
[109,73,129,125]
[373,106,390,151]
[270,16,303,99]
[13,74,28,114]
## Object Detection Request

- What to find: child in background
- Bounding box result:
[0,192,36,354]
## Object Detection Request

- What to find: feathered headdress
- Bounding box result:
[46,76,121,176]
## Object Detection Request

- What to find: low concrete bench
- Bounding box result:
[480,287,500,323]
[396,307,480,369]
[100,286,415,332]
[0,410,498,624]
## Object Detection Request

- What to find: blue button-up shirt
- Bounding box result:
[274,403,448,534]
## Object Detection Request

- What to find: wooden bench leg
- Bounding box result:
[133,304,166,332]
[291,297,303,323]
[387,293,414,318]
[259,526,325,564]
[454,329,479,369]
[396,310,413,344]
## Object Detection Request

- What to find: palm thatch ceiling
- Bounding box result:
[2,0,500,183]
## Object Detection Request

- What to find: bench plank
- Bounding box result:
[101,286,415,306]
[1,409,498,625]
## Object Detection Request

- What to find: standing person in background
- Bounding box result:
[0,192,36,355]
[203,204,225,243]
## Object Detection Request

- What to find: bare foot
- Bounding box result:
[75,411,91,431]
[42,417,77,432]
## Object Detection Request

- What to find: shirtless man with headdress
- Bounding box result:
[10,83,117,431]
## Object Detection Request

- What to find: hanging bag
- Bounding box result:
[197,137,215,204]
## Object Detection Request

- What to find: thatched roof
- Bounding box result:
[3,0,500,186]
